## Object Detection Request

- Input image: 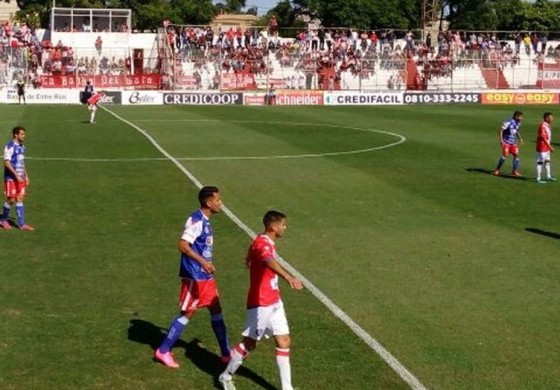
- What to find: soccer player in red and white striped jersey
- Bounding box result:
[219,211,303,390]
[535,112,555,183]
[87,91,105,124]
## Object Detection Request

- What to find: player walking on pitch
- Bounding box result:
[535,112,555,183]
[154,186,231,368]
[494,110,524,177]
[219,210,304,390]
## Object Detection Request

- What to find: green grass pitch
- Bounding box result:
[0,103,559,390]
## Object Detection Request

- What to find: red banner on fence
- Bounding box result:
[537,61,560,88]
[220,73,256,90]
[39,74,161,89]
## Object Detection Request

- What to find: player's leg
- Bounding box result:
[14,181,33,230]
[89,105,97,123]
[1,181,15,229]
[155,279,198,368]
[271,301,294,390]
[511,147,521,176]
[219,336,256,390]
[220,307,269,388]
[536,162,544,182]
[1,198,11,227]
[15,194,33,230]
[208,296,231,362]
[494,145,508,175]
[536,153,544,182]
[545,158,555,181]
[274,334,294,390]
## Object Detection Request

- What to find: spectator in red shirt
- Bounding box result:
[95,36,102,55]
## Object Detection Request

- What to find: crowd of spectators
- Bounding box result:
[414,30,560,84]
[163,23,415,89]
[3,16,560,90]
[1,21,133,88]
[165,24,560,90]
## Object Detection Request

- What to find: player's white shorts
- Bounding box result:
[536,151,551,162]
[88,104,97,112]
[242,300,289,341]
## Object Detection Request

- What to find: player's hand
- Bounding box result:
[25,177,30,185]
[201,260,216,274]
[551,147,555,152]
[287,276,304,290]
[16,175,24,183]
[519,140,524,146]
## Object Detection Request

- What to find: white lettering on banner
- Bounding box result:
[325,93,404,105]
[122,91,161,105]
[2,89,80,104]
[101,95,116,104]
[277,95,321,105]
[163,93,242,105]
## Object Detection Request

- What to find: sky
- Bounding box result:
[214,0,280,15]
[246,0,279,15]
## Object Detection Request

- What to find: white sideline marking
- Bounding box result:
[101,106,428,390]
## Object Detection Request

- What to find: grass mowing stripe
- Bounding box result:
[101,105,429,390]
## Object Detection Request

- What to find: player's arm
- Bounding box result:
[265,258,304,290]
[538,127,554,152]
[178,218,215,273]
[517,130,524,145]
[3,160,22,182]
[497,127,504,144]
[3,148,23,182]
[178,239,216,274]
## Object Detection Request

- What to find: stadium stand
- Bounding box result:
[2,8,560,91]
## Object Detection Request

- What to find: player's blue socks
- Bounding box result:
[496,157,506,170]
[2,202,10,221]
[159,315,189,353]
[211,313,231,358]
[513,158,520,171]
[15,202,24,226]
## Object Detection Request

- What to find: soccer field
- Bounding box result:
[0,104,559,390]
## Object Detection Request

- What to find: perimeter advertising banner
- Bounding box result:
[122,91,163,105]
[244,92,267,106]
[274,90,324,105]
[324,92,404,105]
[481,92,560,105]
[1,88,80,104]
[404,92,481,104]
[163,92,243,105]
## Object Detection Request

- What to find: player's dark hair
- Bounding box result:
[513,110,523,117]
[198,186,219,207]
[544,112,553,120]
[263,210,286,228]
[12,126,25,136]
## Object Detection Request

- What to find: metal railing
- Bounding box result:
[2,41,559,91]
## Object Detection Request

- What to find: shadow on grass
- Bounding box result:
[128,318,277,390]
[466,168,529,181]
[525,227,560,240]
